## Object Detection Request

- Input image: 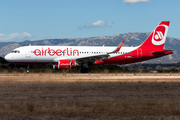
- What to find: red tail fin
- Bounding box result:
[140,21,170,49]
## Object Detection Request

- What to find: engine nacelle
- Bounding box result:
[53,60,79,70]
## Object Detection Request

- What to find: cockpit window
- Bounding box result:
[11,50,20,53]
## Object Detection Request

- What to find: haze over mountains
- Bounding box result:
[0,32,180,63]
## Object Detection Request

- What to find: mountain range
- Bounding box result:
[0,32,180,63]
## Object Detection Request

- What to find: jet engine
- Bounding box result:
[53,60,79,70]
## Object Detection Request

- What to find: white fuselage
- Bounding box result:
[5,46,138,63]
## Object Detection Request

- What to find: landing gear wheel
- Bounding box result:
[80,68,89,73]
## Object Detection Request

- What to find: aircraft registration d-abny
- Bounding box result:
[5,21,173,73]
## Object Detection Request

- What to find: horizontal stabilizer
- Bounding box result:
[151,50,173,54]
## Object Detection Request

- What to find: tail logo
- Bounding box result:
[154,31,164,41]
[152,25,168,45]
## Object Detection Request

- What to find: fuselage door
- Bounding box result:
[137,48,142,58]
[25,47,31,58]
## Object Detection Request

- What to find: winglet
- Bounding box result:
[116,40,124,51]
[108,40,124,54]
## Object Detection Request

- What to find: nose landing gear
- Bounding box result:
[26,65,30,73]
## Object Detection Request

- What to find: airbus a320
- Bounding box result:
[5,21,173,73]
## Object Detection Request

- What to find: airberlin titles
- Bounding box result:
[34,48,79,56]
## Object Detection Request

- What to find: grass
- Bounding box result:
[0,74,180,119]
[1,99,180,118]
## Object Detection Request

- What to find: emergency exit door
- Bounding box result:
[137,48,142,58]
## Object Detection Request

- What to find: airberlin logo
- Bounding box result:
[154,31,164,41]
[34,48,79,56]
[152,25,168,45]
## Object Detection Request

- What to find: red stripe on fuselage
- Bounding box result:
[94,49,173,65]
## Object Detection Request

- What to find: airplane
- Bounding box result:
[5,21,173,73]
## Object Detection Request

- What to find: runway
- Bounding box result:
[1,73,180,82]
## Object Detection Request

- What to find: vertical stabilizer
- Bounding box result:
[140,21,170,49]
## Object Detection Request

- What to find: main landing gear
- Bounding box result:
[80,62,90,73]
[80,68,90,73]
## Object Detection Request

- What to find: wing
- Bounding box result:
[76,40,125,63]
[75,54,109,63]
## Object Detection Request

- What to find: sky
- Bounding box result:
[0,0,180,42]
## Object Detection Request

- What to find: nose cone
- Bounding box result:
[5,54,11,62]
